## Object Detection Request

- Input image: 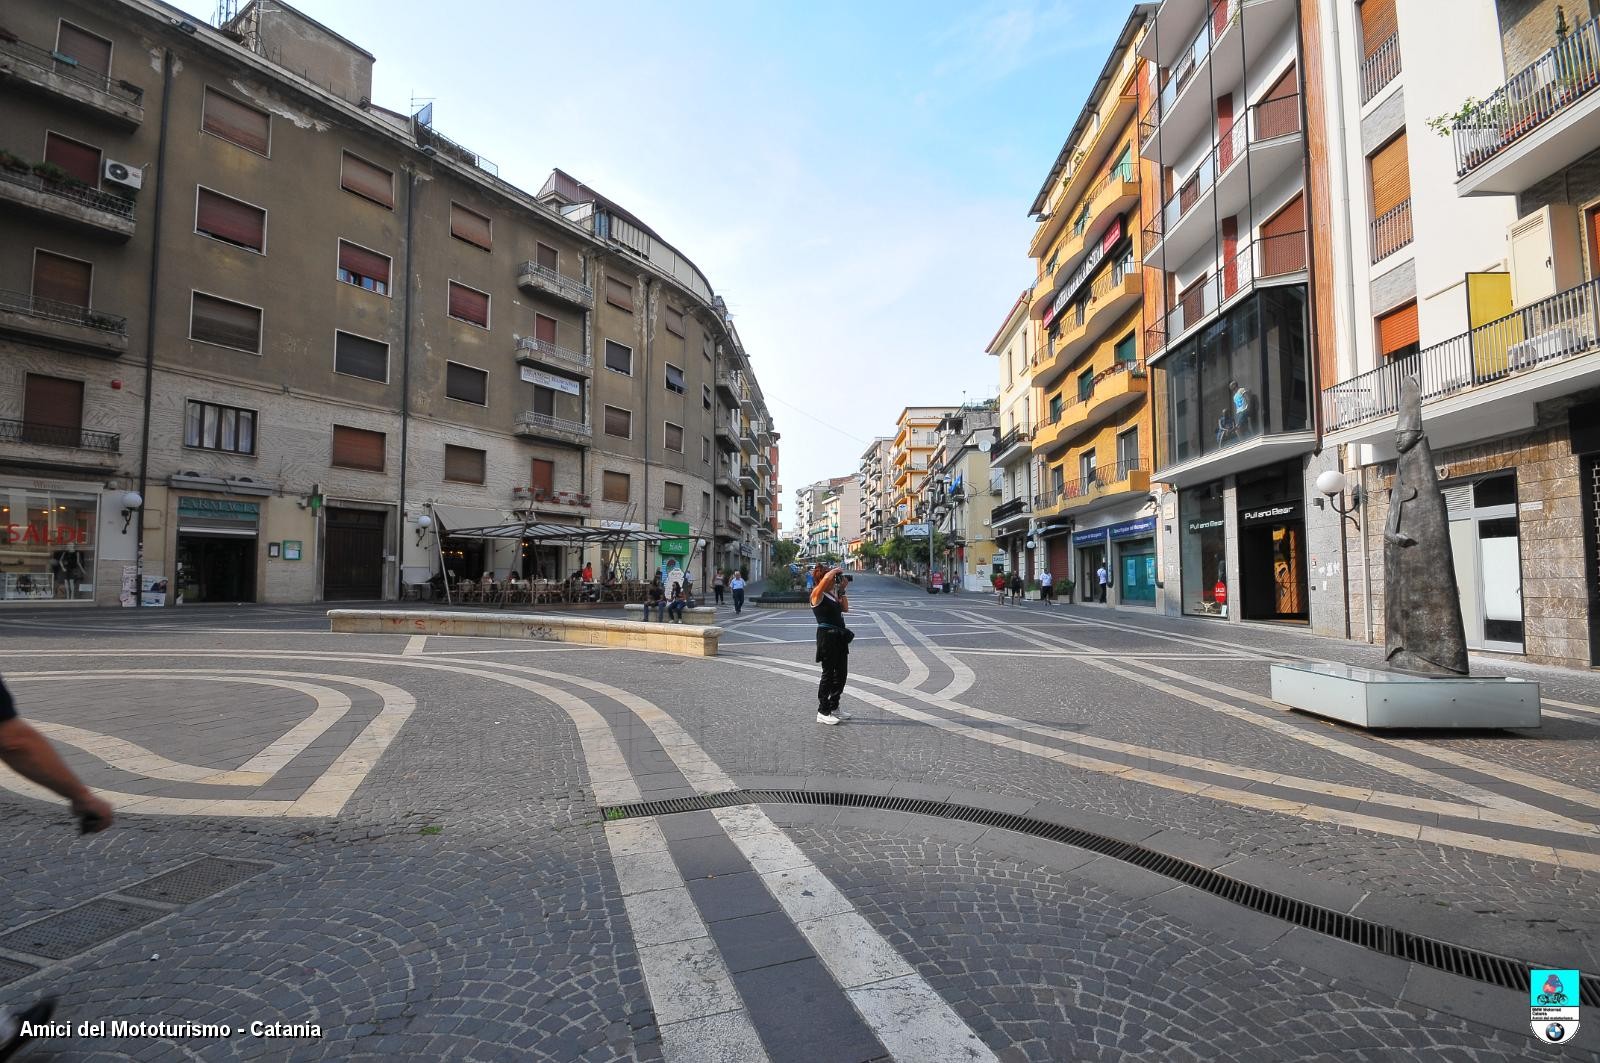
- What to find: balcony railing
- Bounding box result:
[1252,93,1301,141]
[0,417,120,452]
[1324,276,1600,431]
[1371,199,1413,262]
[516,261,594,306]
[1452,15,1600,177]
[1359,34,1401,105]
[514,411,591,439]
[0,288,127,333]
[1034,488,1061,510]
[1155,231,1307,349]
[993,424,1032,458]
[0,164,136,218]
[0,34,145,105]
[1142,0,1238,145]
[991,496,1030,523]
[515,335,590,371]
[1061,458,1147,503]
[1145,121,1247,247]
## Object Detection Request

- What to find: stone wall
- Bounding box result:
[1496,0,1597,76]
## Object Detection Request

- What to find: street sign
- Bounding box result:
[903,522,931,538]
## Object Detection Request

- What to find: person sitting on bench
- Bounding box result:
[666,584,687,623]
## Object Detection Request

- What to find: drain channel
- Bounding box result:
[601,788,1600,1008]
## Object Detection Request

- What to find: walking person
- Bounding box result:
[993,570,1007,605]
[1096,562,1109,604]
[712,569,726,606]
[1009,570,1024,604]
[729,570,747,614]
[810,564,854,725]
[1039,567,1054,605]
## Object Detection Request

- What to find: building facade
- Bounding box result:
[0,0,775,605]
[927,405,1000,590]
[987,291,1037,580]
[890,406,955,525]
[857,436,894,548]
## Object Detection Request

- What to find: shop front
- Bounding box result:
[1109,517,1157,606]
[1073,527,1108,603]
[1178,481,1228,617]
[176,497,259,603]
[0,483,99,602]
[1236,462,1307,624]
[1444,472,1523,654]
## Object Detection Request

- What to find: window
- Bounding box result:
[190,292,261,353]
[604,405,632,438]
[337,241,390,295]
[447,281,490,328]
[1114,333,1137,364]
[1377,301,1419,360]
[57,21,112,75]
[532,386,555,416]
[331,425,385,471]
[332,331,389,382]
[450,202,492,251]
[535,313,558,343]
[1359,0,1397,56]
[32,251,91,307]
[664,422,684,452]
[1369,131,1410,220]
[1110,144,1134,182]
[702,436,712,463]
[703,336,713,361]
[606,276,634,311]
[195,187,266,252]
[1051,466,1065,493]
[1079,451,1097,484]
[203,88,270,155]
[665,363,685,394]
[702,492,711,518]
[604,340,633,375]
[702,384,713,410]
[446,362,488,405]
[665,306,685,336]
[1077,367,1094,402]
[1117,426,1139,469]
[602,470,630,503]
[44,131,100,187]
[531,458,554,494]
[444,444,486,484]
[340,151,394,208]
[665,482,684,511]
[23,374,83,444]
[536,243,558,271]
[185,400,256,454]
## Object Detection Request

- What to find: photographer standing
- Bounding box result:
[810,564,854,725]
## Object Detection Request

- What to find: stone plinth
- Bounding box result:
[329,609,721,657]
[1270,662,1540,729]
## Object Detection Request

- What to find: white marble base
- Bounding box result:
[1269,662,1540,729]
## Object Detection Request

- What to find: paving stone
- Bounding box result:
[705,911,816,974]
[668,834,754,881]
[685,872,780,923]
[733,958,886,1063]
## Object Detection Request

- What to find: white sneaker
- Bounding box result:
[833,708,854,720]
[816,712,841,725]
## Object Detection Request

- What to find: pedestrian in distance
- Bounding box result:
[1039,567,1054,605]
[666,584,687,623]
[712,569,726,606]
[1096,563,1109,603]
[810,564,854,725]
[1009,570,1024,603]
[993,570,1007,605]
[730,570,747,614]
[0,673,113,1062]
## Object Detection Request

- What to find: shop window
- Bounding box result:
[1179,482,1227,616]
[0,485,98,601]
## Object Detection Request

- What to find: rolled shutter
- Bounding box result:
[332,425,385,471]
[202,89,270,155]
[606,276,634,311]
[443,445,485,484]
[57,22,112,74]
[338,241,390,285]
[534,314,557,343]
[537,243,558,270]
[448,282,489,326]
[191,293,261,352]
[24,374,84,430]
[603,471,630,502]
[450,203,492,250]
[1369,132,1410,217]
[44,133,101,186]
[446,362,486,403]
[531,459,555,493]
[32,252,92,306]
[334,331,389,381]
[604,406,631,437]
[1359,0,1397,57]
[196,188,265,250]
[1377,301,1418,356]
[340,152,394,207]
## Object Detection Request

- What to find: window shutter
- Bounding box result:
[203,88,270,155]
[196,188,265,250]
[606,276,634,311]
[1359,0,1397,57]
[334,331,389,381]
[32,252,91,307]
[446,362,487,404]
[665,482,684,510]
[603,471,630,503]
[443,445,485,484]
[340,151,394,208]
[1369,133,1410,217]
[332,425,385,471]
[604,406,631,437]
[24,374,83,430]
[537,243,558,270]
[191,292,261,352]
[534,314,557,343]
[604,340,632,374]
[57,22,112,74]
[450,203,492,250]
[666,306,685,335]
[665,423,684,451]
[447,282,489,326]
[531,459,555,493]
[44,132,101,187]
[338,242,390,286]
[1377,301,1418,356]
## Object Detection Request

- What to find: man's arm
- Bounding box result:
[0,717,114,830]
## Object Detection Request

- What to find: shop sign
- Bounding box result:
[657,518,693,557]
[1186,518,1225,534]
[1043,215,1127,328]
[178,498,260,519]
[1072,527,1108,547]
[520,365,582,395]
[1239,502,1301,526]
[4,522,88,545]
[1109,516,1156,540]
[903,522,931,539]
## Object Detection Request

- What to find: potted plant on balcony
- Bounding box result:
[0,150,28,173]
[31,161,68,184]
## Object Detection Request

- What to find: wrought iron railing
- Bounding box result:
[1371,199,1413,262]
[1359,34,1401,105]
[1060,458,1146,503]
[1034,488,1061,510]
[415,121,498,177]
[991,496,1030,522]
[0,164,136,218]
[514,411,591,438]
[0,288,127,333]
[993,424,1033,457]
[515,334,590,370]
[0,34,144,105]
[0,417,119,452]
[1452,15,1600,177]
[1323,276,1600,431]
[516,261,594,304]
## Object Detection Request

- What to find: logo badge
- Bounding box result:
[1530,969,1580,1044]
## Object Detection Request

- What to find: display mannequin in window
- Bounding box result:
[51,544,85,599]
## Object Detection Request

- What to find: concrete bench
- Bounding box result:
[623,604,718,621]
[328,609,722,657]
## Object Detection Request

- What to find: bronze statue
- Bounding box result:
[1384,377,1469,676]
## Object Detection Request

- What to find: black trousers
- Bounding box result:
[816,630,849,714]
[732,589,745,612]
[714,586,725,603]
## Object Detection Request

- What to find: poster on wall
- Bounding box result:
[120,565,168,607]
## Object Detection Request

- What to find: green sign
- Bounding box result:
[178,498,260,519]
[657,519,692,557]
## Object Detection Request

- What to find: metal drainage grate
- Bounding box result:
[121,857,272,905]
[0,898,163,961]
[601,788,1600,1007]
[0,957,39,987]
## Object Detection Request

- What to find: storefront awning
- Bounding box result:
[429,504,512,535]
[437,517,688,546]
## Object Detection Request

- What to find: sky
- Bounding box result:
[289,0,1124,533]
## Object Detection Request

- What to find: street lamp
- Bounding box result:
[1315,469,1362,529]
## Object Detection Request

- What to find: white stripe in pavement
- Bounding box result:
[402,635,427,655]
[1545,708,1600,727]
[713,805,998,1063]
[884,612,974,699]
[1545,697,1600,717]
[875,614,930,689]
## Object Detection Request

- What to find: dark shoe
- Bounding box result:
[1,997,57,1062]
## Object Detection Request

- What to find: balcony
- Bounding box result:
[739,466,758,489]
[1037,255,1144,389]
[0,165,136,239]
[1453,15,1600,195]
[1058,459,1151,515]
[990,496,1031,526]
[512,486,591,510]
[1360,34,1401,106]
[992,424,1033,465]
[1323,276,1600,451]
[1032,488,1063,519]
[0,417,120,453]
[715,468,740,495]
[1147,231,1307,361]
[0,34,144,127]
[515,335,590,376]
[716,370,743,402]
[516,261,594,309]
[0,288,128,356]
[513,411,591,447]
[715,420,739,450]
[1144,95,1302,269]
[1031,165,1140,319]
[1371,199,1413,263]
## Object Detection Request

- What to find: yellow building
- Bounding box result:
[889,406,952,524]
[1024,8,1159,607]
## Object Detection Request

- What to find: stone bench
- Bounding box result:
[328,609,722,657]
[623,604,718,620]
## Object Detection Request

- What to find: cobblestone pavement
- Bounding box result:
[0,578,1597,1060]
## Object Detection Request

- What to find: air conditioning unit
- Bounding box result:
[103,159,142,190]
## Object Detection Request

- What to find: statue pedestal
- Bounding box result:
[1269,662,1540,729]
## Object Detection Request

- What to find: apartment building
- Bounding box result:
[926,405,1000,590]
[1141,0,1320,625]
[1028,8,1161,606]
[987,291,1036,580]
[813,477,862,564]
[1320,0,1600,668]
[0,0,775,605]
[857,437,894,547]
[890,406,954,524]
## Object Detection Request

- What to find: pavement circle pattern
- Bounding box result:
[0,576,1594,1060]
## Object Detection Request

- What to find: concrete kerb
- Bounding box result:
[327,609,722,657]
[623,604,719,621]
